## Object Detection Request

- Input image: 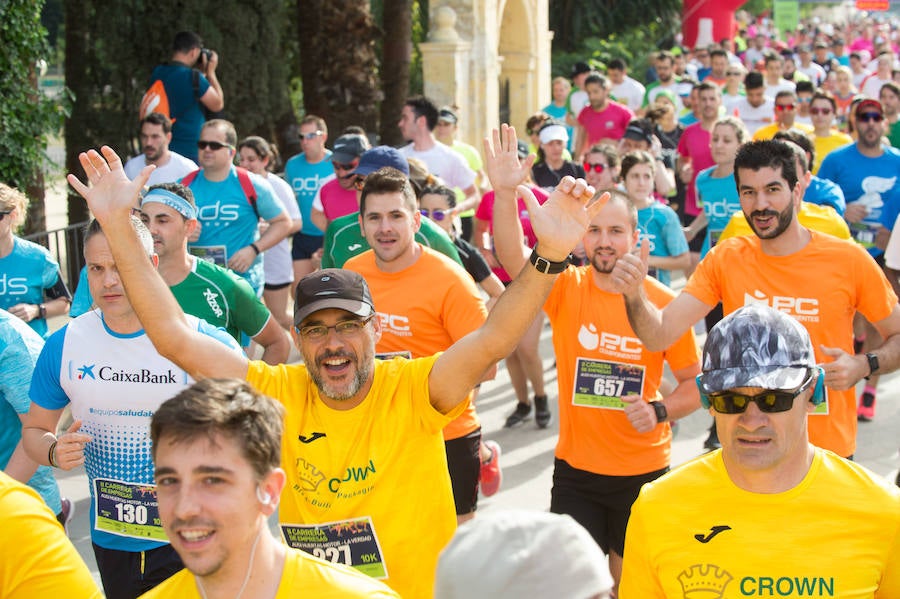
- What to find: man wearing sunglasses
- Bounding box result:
[808,91,851,174]
[752,90,813,141]
[818,97,900,422]
[183,119,291,297]
[309,133,370,232]
[66,128,606,598]
[612,139,900,462]
[620,304,900,598]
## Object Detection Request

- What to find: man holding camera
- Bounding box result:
[148,31,224,162]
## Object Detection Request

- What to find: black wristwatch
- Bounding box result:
[865,352,879,380]
[529,247,570,275]
[651,401,668,423]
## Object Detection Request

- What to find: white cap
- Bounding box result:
[435,510,613,599]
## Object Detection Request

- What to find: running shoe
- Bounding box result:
[57,497,75,536]
[504,402,532,427]
[857,391,876,422]
[534,395,551,429]
[479,440,502,497]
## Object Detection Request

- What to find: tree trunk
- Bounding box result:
[379,0,412,146]
[63,0,90,227]
[298,0,380,139]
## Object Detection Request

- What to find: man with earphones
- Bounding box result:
[139,378,398,598]
[620,304,900,597]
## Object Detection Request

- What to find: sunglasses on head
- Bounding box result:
[810,107,833,115]
[858,112,884,123]
[301,131,323,141]
[775,103,796,112]
[197,140,233,151]
[583,162,607,174]
[703,372,814,414]
[419,208,450,221]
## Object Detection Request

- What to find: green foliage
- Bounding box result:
[65,0,295,162]
[549,0,681,55]
[408,0,427,95]
[551,20,674,87]
[0,0,71,191]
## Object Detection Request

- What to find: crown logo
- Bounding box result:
[294,457,326,492]
[678,564,733,598]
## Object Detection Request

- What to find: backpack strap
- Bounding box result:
[181,168,201,187]
[235,167,260,220]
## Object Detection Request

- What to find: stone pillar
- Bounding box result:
[420,7,475,139]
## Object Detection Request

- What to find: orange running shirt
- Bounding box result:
[345,247,487,440]
[544,266,701,476]
[685,231,898,457]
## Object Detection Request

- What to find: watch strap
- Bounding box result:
[529,247,569,275]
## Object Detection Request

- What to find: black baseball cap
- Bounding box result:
[293,269,375,326]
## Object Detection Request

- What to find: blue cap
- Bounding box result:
[353,146,409,177]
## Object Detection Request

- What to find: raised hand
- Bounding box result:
[522,177,608,263]
[609,238,650,297]
[483,124,535,192]
[67,146,154,224]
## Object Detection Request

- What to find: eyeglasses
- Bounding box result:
[0,210,11,221]
[197,140,234,151]
[775,104,796,112]
[419,208,450,221]
[810,107,833,115]
[301,131,324,141]
[583,162,607,173]
[295,315,375,340]
[705,373,814,414]
[797,97,812,103]
[858,112,884,123]
[726,71,743,76]
[332,161,359,172]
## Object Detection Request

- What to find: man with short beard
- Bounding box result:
[124,113,197,185]
[67,127,605,599]
[492,183,701,598]
[610,139,900,462]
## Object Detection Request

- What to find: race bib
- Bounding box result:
[572,358,645,409]
[281,516,388,579]
[849,222,879,250]
[375,350,412,360]
[94,478,166,541]
[190,245,227,267]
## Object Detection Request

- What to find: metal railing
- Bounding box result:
[23,220,90,292]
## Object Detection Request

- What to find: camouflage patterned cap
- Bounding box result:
[698,304,815,394]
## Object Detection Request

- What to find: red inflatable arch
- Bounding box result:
[682,0,747,49]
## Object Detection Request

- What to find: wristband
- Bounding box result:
[250,243,261,255]
[48,440,59,468]
[529,247,569,275]
[38,303,47,320]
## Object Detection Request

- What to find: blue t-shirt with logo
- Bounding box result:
[637,202,689,287]
[818,144,900,256]
[284,150,334,236]
[695,167,741,258]
[148,62,211,161]
[0,237,64,338]
[183,166,285,295]
[0,309,60,513]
